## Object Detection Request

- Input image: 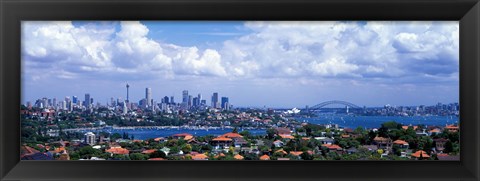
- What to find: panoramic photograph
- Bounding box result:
[20,21,459,161]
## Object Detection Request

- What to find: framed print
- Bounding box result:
[1,0,479,180]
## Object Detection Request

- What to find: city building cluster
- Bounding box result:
[26,83,232,115]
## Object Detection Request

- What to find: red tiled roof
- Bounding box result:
[341,134,350,138]
[322,144,342,150]
[374,136,391,142]
[53,147,66,153]
[445,125,459,129]
[393,140,409,145]
[106,147,129,155]
[275,127,292,135]
[192,154,208,160]
[260,154,270,160]
[142,149,156,154]
[279,134,294,139]
[234,154,244,160]
[221,132,243,138]
[173,133,193,137]
[289,151,303,156]
[212,137,232,141]
[411,150,430,158]
[274,149,287,155]
[402,126,418,130]
[184,135,194,140]
[20,145,40,157]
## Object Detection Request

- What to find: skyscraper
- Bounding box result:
[163,96,169,104]
[221,97,229,110]
[193,97,199,107]
[72,96,78,104]
[146,88,152,107]
[212,92,219,108]
[182,90,188,108]
[198,94,202,105]
[85,94,91,108]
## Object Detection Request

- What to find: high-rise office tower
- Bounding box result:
[197,94,202,106]
[146,88,152,107]
[182,90,188,108]
[61,100,67,110]
[72,96,78,104]
[52,98,57,108]
[163,96,169,104]
[126,83,130,103]
[42,98,48,108]
[193,97,199,107]
[65,97,72,111]
[221,97,229,110]
[188,95,193,108]
[85,94,91,107]
[212,92,219,108]
[170,96,174,104]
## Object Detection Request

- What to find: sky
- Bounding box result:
[21,21,459,108]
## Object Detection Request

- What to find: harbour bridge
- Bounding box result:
[309,100,362,110]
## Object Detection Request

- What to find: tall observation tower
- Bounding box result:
[126,83,130,103]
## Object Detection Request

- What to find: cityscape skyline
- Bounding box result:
[22,21,459,107]
[23,85,458,109]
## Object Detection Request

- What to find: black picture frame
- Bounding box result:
[1,0,479,180]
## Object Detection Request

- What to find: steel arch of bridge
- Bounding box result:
[310,100,361,109]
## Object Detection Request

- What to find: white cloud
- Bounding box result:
[22,21,459,86]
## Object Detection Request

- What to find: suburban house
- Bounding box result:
[273,140,284,148]
[172,133,194,141]
[105,147,129,156]
[393,140,409,149]
[373,136,392,150]
[444,124,459,133]
[433,138,448,153]
[260,154,270,160]
[411,150,430,160]
[315,137,335,145]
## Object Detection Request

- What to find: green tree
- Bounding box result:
[239,130,251,137]
[78,146,101,159]
[182,144,192,153]
[111,133,122,140]
[300,152,313,160]
[150,151,167,159]
[266,128,276,139]
[381,121,402,130]
[130,153,149,160]
[444,140,454,153]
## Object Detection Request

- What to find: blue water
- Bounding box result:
[104,128,267,140]
[297,114,459,129]
[87,115,458,140]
